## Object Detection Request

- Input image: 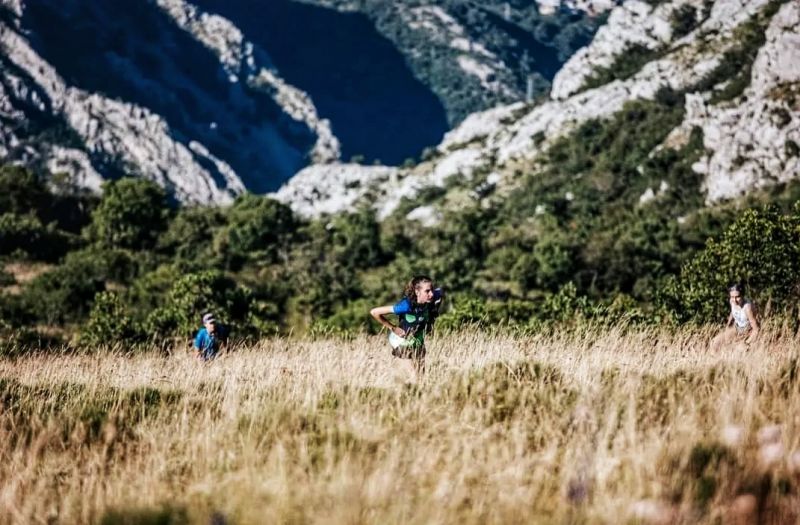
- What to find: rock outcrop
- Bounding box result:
[276,0,798,222]
[0,0,335,202]
[692,2,800,202]
[0,17,241,203]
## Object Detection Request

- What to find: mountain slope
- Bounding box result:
[0,0,333,202]
[276,0,800,219]
[0,0,604,202]
[297,0,605,124]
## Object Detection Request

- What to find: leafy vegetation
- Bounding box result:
[2,0,798,348]
[3,81,799,346]
[669,4,700,39]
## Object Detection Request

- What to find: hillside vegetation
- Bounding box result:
[1,326,800,523]
[2,160,800,348]
[2,1,799,347]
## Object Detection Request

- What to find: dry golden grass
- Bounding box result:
[1,325,800,524]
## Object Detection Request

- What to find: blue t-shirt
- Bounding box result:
[392,288,443,344]
[194,325,227,360]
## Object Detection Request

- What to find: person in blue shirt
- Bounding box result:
[194,312,228,361]
[370,275,444,379]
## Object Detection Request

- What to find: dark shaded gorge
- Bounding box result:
[190,0,450,165]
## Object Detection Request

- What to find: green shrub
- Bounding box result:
[0,213,74,261]
[0,268,14,287]
[580,44,662,92]
[86,178,169,250]
[328,209,385,270]
[22,248,139,325]
[662,205,800,322]
[670,4,699,39]
[0,165,51,215]
[309,298,376,337]
[81,291,142,346]
[158,206,226,263]
[215,194,296,269]
[785,140,800,158]
[144,270,254,338]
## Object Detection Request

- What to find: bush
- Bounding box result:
[22,248,139,325]
[215,194,296,269]
[0,268,14,287]
[662,205,800,322]
[81,291,141,346]
[580,44,661,92]
[309,298,376,337]
[0,291,35,328]
[86,178,169,250]
[144,270,254,338]
[158,206,226,263]
[0,213,74,261]
[670,4,699,39]
[413,207,488,291]
[329,209,385,270]
[0,165,50,215]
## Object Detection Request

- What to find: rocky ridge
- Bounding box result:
[686,1,800,202]
[155,0,340,164]
[275,0,800,221]
[0,0,336,202]
[296,0,604,124]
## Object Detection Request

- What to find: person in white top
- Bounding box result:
[712,283,760,350]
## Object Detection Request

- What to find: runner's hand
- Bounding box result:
[392,326,406,337]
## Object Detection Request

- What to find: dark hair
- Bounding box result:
[728,282,745,294]
[403,275,433,309]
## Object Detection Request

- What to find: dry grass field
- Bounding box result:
[1,325,800,524]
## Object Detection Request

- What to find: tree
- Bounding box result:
[0,213,73,261]
[0,165,50,216]
[215,194,296,269]
[81,291,140,346]
[144,270,253,338]
[87,178,169,250]
[329,208,385,270]
[22,247,140,325]
[158,206,226,264]
[662,205,800,323]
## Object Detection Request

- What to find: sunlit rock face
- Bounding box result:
[274,0,799,222]
[0,0,324,202]
[0,0,449,202]
[693,1,800,202]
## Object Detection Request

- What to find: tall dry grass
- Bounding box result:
[1,325,799,524]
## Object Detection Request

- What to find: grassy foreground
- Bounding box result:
[1,326,800,524]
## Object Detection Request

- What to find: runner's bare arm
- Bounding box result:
[370,305,405,336]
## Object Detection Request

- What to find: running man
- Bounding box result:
[194,312,228,361]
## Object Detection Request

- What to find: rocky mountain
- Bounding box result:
[0,0,335,203]
[293,0,605,124]
[276,0,800,220]
[0,0,602,203]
